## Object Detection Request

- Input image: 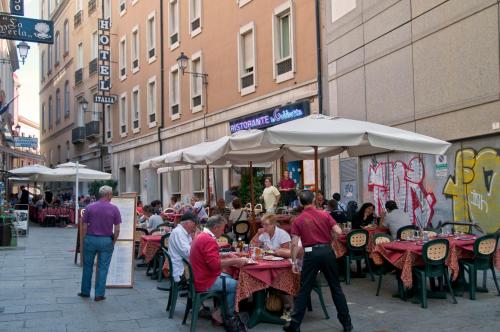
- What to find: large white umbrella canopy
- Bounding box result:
[49,164,112,182]
[56,162,87,168]
[262,114,451,156]
[139,154,169,171]
[9,164,55,181]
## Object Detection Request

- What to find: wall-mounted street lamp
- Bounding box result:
[0,41,31,65]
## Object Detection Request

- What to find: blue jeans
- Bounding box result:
[208,273,238,314]
[81,235,114,297]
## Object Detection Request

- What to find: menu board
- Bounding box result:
[111,197,136,240]
[13,210,29,236]
[303,160,316,189]
[106,241,134,287]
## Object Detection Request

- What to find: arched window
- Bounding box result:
[64,81,70,118]
[63,20,69,54]
[48,96,53,128]
[55,31,60,64]
[40,51,46,80]
[41,103,46,132]
[55,89,61,123]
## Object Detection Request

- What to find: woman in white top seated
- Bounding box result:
[250,214,291,258]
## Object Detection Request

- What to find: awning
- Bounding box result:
[0,145,44,161]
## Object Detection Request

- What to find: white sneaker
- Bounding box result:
[280,309,292,322]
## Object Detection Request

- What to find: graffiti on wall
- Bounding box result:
[368,157,436,228]
[443,148,499,233]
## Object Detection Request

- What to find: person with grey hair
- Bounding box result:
[190,215,248,330]
[79,185,121,302]
[168,212,198,284]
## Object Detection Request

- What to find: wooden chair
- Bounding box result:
[459,234,500,300]
[413,239,457,308]
[181,258,228,332]
[397,225,418,240]
[345,229,374,284]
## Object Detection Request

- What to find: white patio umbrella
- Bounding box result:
[9,164,55,181]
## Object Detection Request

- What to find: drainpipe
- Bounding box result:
[315,0,326,192]
[158,0,165,202]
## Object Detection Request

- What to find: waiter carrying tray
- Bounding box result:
[284,191,353,332]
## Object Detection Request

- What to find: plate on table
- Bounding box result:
[455,236,476,241]
[245,259,258,265]
[263,255,284,261]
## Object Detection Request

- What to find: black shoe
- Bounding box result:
[283,322,300,332]
[343,324,354,332]
[77,292,90,298]
[94,296,106,302]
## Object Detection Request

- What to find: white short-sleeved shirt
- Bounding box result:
[194,201,208,219]
[258,226,291,250]
[262,186,280,209]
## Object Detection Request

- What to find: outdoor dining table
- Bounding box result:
[139,234,162,263]
[253,215,294,235]
[38,207,76,224]
[371,234,500,289]
[233,258,300,328]
[163,213,182,224]
[332,226,389,258]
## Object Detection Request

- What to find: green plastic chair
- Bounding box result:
[181,258,228,332]
[371,233,394,296]
[396,225,417,240]
[459,234,500,300]
[157,233,171,281]
[160,248,181,319]
[305,272,330,319]
[345,229,374,284]
[413,239,457,308]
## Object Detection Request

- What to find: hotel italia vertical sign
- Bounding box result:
[94,18,115,104]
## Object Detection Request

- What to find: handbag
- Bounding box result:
[265,290,283,312]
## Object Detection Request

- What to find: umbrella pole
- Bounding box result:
[206,165,210,207]
[249,161,257,237]
[314,146,319,193]
[75,162,79,227]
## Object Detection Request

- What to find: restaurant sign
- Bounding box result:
[229,100,310,133]
[0,13,53,44]
[10,0,24,16]
[13,136,38,149]
[95,18,114,104]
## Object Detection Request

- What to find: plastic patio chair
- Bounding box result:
[160,248,181,319]
[157,233,171,282]
[306,272,331,319]
[459,234,500,300]
[371,233,394,296]
[181,258,228,332]
[345,229,374,284]
[397,225,418,240]
[413,238,457,308]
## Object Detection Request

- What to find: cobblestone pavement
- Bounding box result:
[0,225,499,332]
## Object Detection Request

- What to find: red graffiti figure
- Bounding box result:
[368,157,436,228]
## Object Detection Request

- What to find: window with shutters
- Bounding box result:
[169,65,180,119]
[272,1,295,83]
[119,93,127,137]
[131,86,140,133]
[131,26,140,72]
[169,0,180,50]
[190,51,203,113]
[238,21,256,95]
[63,20,69,55]
[55,89,61,124]
[147,76,157,126]
[105,104,112,141]
[64,81,70,118]
[119,0,126,16]
[189,0,202,37]
[48,96,53,129]
[54,32,60,65]
[119,36,127,80]
[147,12,156,62]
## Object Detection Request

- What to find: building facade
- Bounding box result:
[324,0,500,233]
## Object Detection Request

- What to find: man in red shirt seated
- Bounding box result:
[190,215,248,328]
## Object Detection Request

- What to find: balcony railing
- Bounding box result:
[89,58,97,75]
[88,0,97,14]
[74,10,82,28]
[75,68,83,85]
[85,121,100,139]
[72,127,85,144]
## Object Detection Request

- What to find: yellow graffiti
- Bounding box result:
[443,148,500,233]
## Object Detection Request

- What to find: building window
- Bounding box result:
[131,26,140,72]
[273,1,295,83]
[40,51,45,80]
[147,76,157,126]
[119,36,127,80]
[47,45,52,73]
[91,31,98,60]
[55,89,61,124]
[66,141,70,161]
[147,12,156,62]
[63,20,69,55]
[192,168,206,193]
[169,65,180,119]
[54,32,60,65]
[64,81,70,118]
[189,0,202,37]
[76,0,82,12]
[104,0,111,19]
[91,102,99,121]
[48,0,52,16]
[41,103,46,132]
[190,51,203,113]
[105,104,112,141]
[169,171,181,195]
[131,86,140,133]
[77,100,84,127]
[77,42,83,69]
[41,0,45,19]
[119,0,126,15]
[119,92,127,137]
[169,0,180,49]
[238,21,256,95]
[48,96,53,129]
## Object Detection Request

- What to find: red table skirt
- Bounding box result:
[139,235,161,263]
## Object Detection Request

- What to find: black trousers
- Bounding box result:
[290,246,351,328]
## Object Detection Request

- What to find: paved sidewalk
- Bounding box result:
[0,225,499,332]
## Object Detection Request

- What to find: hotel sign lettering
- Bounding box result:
[95,19,114,104]
[229,100,310,133]
[10,0,24,16]
[0,13,53,44]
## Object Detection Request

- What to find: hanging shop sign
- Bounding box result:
[10,0,24,16]
[229,100,310,133]
[13,136,38,149]
[94,18,114,104]
[0,13,53,44]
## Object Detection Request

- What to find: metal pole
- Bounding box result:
[206,165,210,207]
[314,146,319,193]
[75,161,79,226]
[249,161,255,219]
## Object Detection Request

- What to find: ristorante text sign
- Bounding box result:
[0,14,53,44]
[95,18,113,104]
[229,100,310,133]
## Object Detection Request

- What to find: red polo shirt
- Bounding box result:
[279,178,296,190]
[291,206,337,247]
[189,231,221,292]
